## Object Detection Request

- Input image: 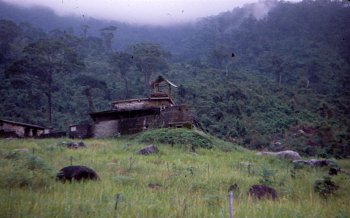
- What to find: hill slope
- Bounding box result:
[0,0,349,157]
[0,135,350,217]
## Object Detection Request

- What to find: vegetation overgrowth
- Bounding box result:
[1,132,350,217]
[0,0,349,157]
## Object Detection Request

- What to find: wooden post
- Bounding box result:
[207,163,210,179]
[228,191,234,218]
[115,193,122,218]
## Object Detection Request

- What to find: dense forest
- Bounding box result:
[0,0,349,157]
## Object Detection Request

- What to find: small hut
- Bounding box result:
[0,119,49,138]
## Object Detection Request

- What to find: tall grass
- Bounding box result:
[0,135,349,217]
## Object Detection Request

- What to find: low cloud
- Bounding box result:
[2,0,300,25]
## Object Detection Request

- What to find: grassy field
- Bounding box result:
[0,130,349,218]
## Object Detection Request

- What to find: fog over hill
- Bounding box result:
[2,0,301,25]
[0,0,286,54]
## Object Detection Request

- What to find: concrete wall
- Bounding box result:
[0,122,44,138]
[93,120,120,138]
[0,122,25,137]
[92,105,193,138]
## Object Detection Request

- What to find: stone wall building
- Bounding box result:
[0,119,49,138]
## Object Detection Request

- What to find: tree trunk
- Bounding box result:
[122,74,130,98]
[48,92,52,126]
[84,88,95,113]
[144,70,151,96]
[279,72,282,84]
[306,79,310,88]
[47,78,53,127]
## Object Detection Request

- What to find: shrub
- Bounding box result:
[313,176,339,199]
[259,168,276,185]
[0,154,54,189]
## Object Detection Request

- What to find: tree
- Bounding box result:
[0,19,21,65]
[110,52,133,98]
[73,75,107,113]
[81,25,90,39]
[100,26,117,52]
[209,44,235,75]
[132,43,169,94]
[6,35,83,126]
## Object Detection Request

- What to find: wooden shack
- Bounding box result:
[0,119,49,138]
[69,123,93,139]
[90,76,193,138]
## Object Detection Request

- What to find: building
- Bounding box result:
[0,119,50,138]
[89,76,193,138]
[69,123,93,139]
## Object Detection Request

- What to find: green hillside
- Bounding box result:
[1,132,350,217]
[0,0,349,157]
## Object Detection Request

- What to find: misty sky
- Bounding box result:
[4,0,301,25]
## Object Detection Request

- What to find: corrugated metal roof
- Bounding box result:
[150,75,178,88]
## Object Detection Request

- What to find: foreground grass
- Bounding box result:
[0,137,349,218]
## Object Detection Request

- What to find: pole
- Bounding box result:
[115,193,122,218]
[228,191,234,218]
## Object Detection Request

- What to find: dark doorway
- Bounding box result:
[24,127,30,137]
[32,128,38,137]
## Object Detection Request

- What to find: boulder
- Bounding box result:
[248,184,278,200]
[137,144,159,155]
[66,141,86,149]
[148,183,162,190]
[257,150,301,160]
[12,148,29,153]
[328,167,341,176]
[56,165,99,182]
[293,159,333,167]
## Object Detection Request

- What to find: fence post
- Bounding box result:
[115,193,122,218]
[207,163,210,179]
[228,191,234,218]
[248,163,251,175]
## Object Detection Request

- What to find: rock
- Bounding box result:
[148,183,162,190]
[276,150,302,160]
[137,144,159,155]
[328,167,341,176]
[12,148,29,153]
[293,159,333,167]
[248,184,278,200]
[66,141,86,149]
[56,165,99,182]
[257,150,301,160]
[5,148,30,159]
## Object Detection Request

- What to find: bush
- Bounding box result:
[259,168,276,185]
[313,176,339,199]
[0,153,54,189]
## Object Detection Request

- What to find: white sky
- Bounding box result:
[3,0,301,25]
